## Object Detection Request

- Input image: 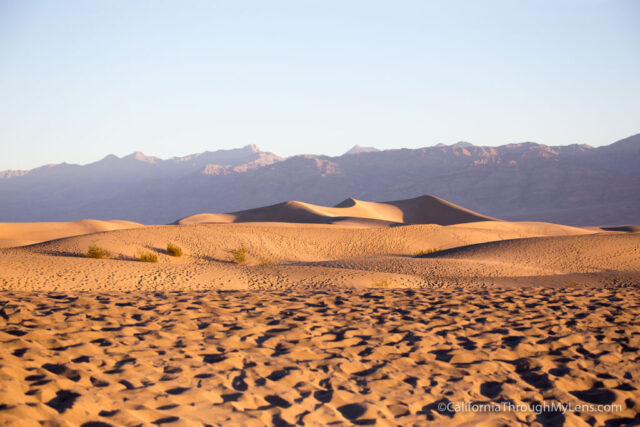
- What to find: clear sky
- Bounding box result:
[0,0,639,170]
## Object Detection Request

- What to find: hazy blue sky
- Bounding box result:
[1,0,638,170]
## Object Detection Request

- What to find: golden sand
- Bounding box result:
[0,217,638,425]
[1,287,639,425]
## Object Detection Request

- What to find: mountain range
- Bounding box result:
[1,134,638,225]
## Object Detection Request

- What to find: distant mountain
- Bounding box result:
[344,145,380,155]
[0,145,282,222]
[1,134,638,225]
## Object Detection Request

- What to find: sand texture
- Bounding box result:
[1,286,639,426]
[0,203,639,425]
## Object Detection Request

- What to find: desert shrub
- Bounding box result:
[86,245,110,259]
[258,257,274,266]
[372,278,391,288]
[231,247,247,264]
[416,248,439,257]
[166,242,183,257]
[139,251,158,263]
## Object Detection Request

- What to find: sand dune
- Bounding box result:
[319,232,640,288]
[5,220,594,265]
[176,195,495,226]
[426,232,640,271]
[1,211,639,425]
[1,219,635,292]
[0,219,142,248]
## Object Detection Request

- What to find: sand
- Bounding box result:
[176,195,496,226]
[1,221,631,291]
[1,286,639,426]
[0,220,142,249]
[0,198,639,425]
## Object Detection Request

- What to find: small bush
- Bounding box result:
[139,251,158,263]
[86,245,110,259]
[416,248,439,257]
[231,247,246,264]
[258,257,274,266]
[372,278,391,288]
[166,242,183,257]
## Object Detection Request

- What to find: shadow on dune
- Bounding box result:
[38,250,86,259]
[601,225,640,232]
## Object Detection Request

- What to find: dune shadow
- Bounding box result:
[114,254,140,262]
[38,249,141,262]
[143,244,168,256]
[200,254,234,264]
[414,237,530,259]
[39,250,85,259]
[601,225,640,233]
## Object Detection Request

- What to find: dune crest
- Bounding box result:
[0,219,142,248]
[176,195,495,226]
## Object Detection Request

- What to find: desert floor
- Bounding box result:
[1,287,639,426]
[1,221,639,425]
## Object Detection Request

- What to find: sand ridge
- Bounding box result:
[0,220,142,249]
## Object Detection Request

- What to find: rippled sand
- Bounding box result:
[1,286,639,426]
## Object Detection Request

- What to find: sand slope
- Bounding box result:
[176,195,496,226]
[0,220,142,248]
[0,220,635,292]
[320,232,640,288]
[427,232,640,271]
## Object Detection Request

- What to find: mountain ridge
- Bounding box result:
[1,134,638,225]
[0,139,618,175]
